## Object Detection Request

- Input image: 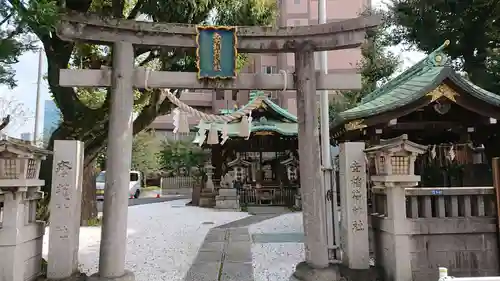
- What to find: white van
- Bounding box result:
[96,170,142,200]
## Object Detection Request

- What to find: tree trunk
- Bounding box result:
[80,158,98,226]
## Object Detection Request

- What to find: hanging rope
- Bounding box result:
[143,68,273,144]
[280,69,288,92]
[161,88,263,123]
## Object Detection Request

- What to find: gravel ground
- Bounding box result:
[42,199,250,281]
[249,213,303,234]
[249,213,305,281]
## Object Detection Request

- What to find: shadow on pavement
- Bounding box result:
[96,195,190,212]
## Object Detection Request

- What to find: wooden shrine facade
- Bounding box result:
[195,92,299,206]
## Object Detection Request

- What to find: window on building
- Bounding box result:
[261,65,277,74]
[232,90,238,101]
[294,20,301,26]
[294,0,300,4]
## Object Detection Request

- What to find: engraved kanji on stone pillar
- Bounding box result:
[339,142,369,269]
[48,140,84,279]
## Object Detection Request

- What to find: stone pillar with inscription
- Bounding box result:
[339,142,370,269]
[48,140,84,280]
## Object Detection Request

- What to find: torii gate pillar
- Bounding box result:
[292,43,340,281]
[89,41,136,281]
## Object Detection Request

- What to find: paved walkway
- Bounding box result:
[42,200,306,281]
[184,212,305,281]
[185,228,254,281]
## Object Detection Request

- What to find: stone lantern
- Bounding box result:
[199,161,216,207]
[364,134,427,187]
[204,162,215,191]
[364,134,426,281]
[0,135,51,281]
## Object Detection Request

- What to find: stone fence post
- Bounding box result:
[365,134,426,281]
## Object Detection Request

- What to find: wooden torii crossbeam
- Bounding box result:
[59,69,361,90]
[57,12,379,53]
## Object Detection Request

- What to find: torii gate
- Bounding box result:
[56,11,379,281]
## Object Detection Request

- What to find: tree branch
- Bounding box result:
[127,0,146,20]
[44,38,92,122]
[0,115,11,132]
[0,13,13,26]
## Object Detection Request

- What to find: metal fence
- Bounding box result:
[161,176,196,189]
[238,187,296,206]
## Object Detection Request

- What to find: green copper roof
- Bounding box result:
[217,91,297,123]
[246,91,298,123]
[196,118,298,137]
[334,40,500,126]
[194,91,298,144]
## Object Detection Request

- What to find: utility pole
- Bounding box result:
[33,48,43,145]
[318,0,340,261]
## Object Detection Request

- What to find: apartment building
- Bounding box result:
[150,0,370,138]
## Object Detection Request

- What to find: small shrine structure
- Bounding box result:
[194,91,299,207]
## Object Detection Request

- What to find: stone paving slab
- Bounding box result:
[193,250,224,263]
[225,242,253,263]
[252,232,304,243]
[220,262,254,281]
[184,227,255,281]
[204,229,227,242]
[229,232,251,242]
[199,241,225,253]
[184,262,221,281]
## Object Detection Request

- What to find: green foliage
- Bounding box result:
[7,0,276,223]
[384,0,500,93]
[158,140,209,175]
[86,217,102,226]
[131,130,161,173]
[330,14,401,123]
[0,0,60,88]
[36,195,50,222]
[215,0,277,26]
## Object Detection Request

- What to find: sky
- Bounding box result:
[0,0,425,139]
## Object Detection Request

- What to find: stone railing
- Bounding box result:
[0,186,45,281]
[372,186,496,218]
[371,186,499,281]
[438,267,500,281]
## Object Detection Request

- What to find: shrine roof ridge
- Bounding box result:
[364,134,428,154]
[331,39,500,137]
[57,11,380,53]
[0,134,52,156]
[249,91,298,123]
